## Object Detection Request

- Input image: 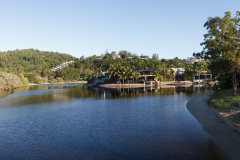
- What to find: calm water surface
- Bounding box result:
[0,84,229,159]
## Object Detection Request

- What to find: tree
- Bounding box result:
[56,77,64,82]
[195,11,240,95]
[119,50,130,60]
[154,72,163,85]
[131,71,140,84]
[121,67,127,85]
[125,66,132,84]
[152,53,159,60]
[184,63,195,80]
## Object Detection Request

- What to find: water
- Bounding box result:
[0,84,229,159]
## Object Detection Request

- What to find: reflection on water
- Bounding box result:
[0,85,211,108]
[0,84,229,160]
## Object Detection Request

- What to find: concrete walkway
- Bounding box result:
[187,93,240,160]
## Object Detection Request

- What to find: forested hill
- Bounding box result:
[0,49,189,84]
[0,49,74,74]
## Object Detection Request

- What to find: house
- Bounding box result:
[95,72,111,83]
[170,68,185,80]
[138,68,155,82]
[113,55,121,59]
[100,72,108,77]
[95,56,103,60]
[184,58,205,64]
[192,72,212,82]
[50,61,74,72]
[127,57,133,61]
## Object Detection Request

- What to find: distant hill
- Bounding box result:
[0,49,75,74]
[0,48,189,83]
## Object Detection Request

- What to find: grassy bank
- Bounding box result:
[210,89,240,124]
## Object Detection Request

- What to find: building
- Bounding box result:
[192,72,212,82]
[184,58,205,64]
[138,68,155,82]
[171,68,185,80]
[127,57,133,61]
[51,61,74,72]
[113,55,121,59]
[170,68,212,82]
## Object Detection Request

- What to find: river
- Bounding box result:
[0,84,229,159]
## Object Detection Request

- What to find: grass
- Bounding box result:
[210,89,240,113]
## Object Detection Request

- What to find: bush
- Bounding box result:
[18,74,29,85]
[56,77,64,82]
[26,74,38,83]
[40,77,48,84]
[0,72,23,90]
[36,79,42,84]
[51,79,57,83]
[211,83,220,92]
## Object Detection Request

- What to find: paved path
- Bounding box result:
[187,93,240,160]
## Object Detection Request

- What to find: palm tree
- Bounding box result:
[202,62,210,81]
[125,66,132,85]
[121,67,126,85]
[195,63,203,83]
[95,70,100,81]
[109,65,120,83]
[154,72,163,85]
[131,71,140,84]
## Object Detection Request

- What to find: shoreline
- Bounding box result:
[96,81,215,88]
[29,81,87,85]
[187,93,240,160]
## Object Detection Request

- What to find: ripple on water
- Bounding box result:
[0,85,228,160]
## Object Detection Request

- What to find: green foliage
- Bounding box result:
[210,89,240,114]
[51,79,58,83]
[56,77,64,82]
[211,83,220,91]
[154,72,163,82]
[152,53,159,60]
[0,48,205,84]
[0,49,74,75]
[195,11,240,94]
[36,79,42,84]
[0,72,23,90]
[17,74,29,85]
[26,74,38,83]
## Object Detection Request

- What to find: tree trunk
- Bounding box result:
[198,74,200,84]
[133,78,134,84]
[232,67,237,95]
[123,77,124,85]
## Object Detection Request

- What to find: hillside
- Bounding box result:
[0,49,191,83]
[0,49,74,74]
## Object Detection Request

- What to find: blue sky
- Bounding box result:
[0,0,240,59]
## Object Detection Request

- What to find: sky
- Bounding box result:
[0,0,240,59]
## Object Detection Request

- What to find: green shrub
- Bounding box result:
[211,83,220,92]
[36,79,42,84]
[17,74,29,86]
[51,79,57,83]
[0,72,23,90]
[26,74,38,83]
[56,77,64,82]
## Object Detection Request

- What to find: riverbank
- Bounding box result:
[187,93,240,160]
[29,81,87,85]
[97,81,214,88]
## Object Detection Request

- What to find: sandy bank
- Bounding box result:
[187,93,240,160]
[29,81,87,86]
[99,84,154,88]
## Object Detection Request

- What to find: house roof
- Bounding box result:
[138,68,155,72]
